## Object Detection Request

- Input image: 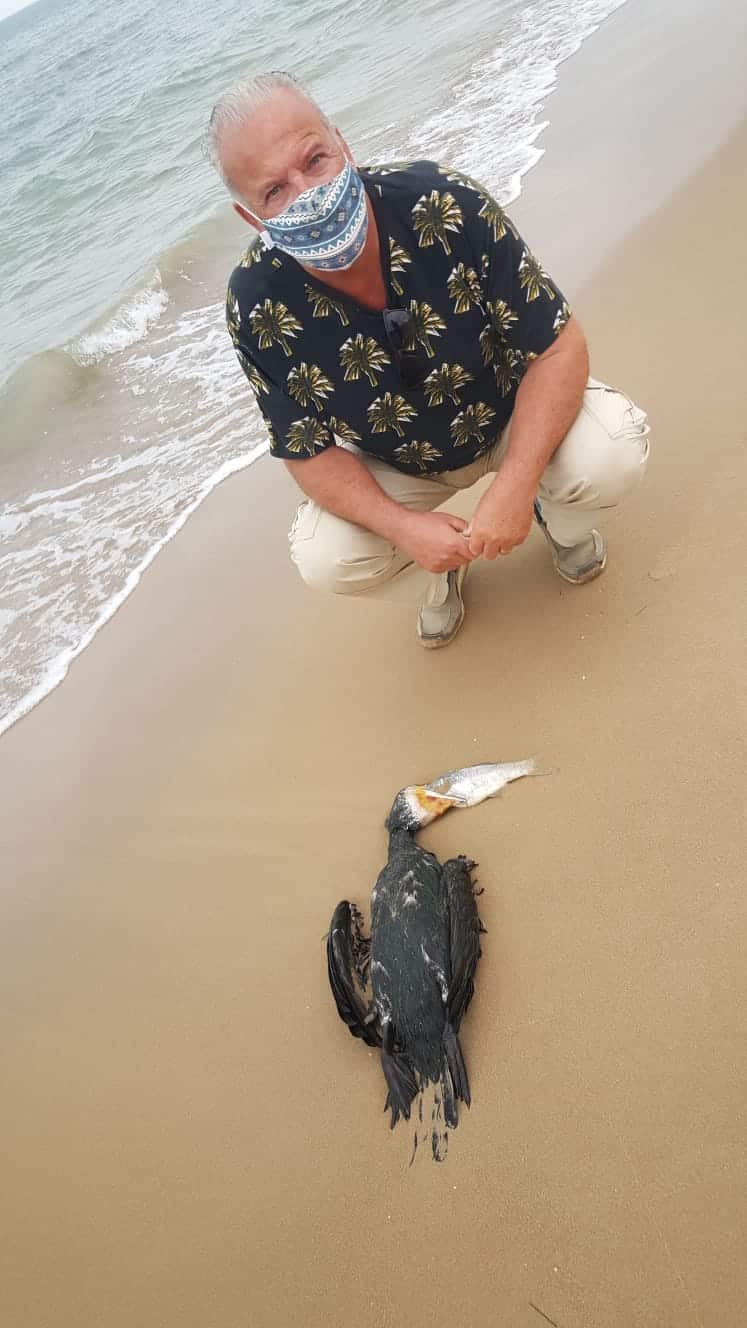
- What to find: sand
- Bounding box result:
[2,12,746,1328]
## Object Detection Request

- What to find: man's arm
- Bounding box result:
[467,316,589,559]
[284,447,474,573]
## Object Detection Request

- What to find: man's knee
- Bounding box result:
[586,424,650,506]
[545,382,651,508]
[292,544,400,595]
[289,502,399,595]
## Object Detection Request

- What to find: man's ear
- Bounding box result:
[233,201,261,231]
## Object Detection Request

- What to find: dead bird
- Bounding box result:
[327,760,534,1157]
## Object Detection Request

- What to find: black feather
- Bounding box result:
[443,855,483,1030]
[326,795,487,1158]
[326,901,380,1048]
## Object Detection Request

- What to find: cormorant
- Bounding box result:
[327,760,533,1158]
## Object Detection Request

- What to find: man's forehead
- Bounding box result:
[224,88,332,185]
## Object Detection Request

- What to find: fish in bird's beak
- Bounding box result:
[387,760,536,832]
[411,786,465,820]
[421,759,536,810]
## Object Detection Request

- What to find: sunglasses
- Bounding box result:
[381,307,429,390]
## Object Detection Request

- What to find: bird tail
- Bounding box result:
[441,1021,471,1129]
[381,1022,419,1128]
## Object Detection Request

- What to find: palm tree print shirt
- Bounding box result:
[226,161,571,475]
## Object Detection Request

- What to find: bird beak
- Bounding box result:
[411,786,465,822]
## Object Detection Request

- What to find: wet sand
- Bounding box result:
[2,13,746,1328]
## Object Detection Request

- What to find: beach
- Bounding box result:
[2,2,746,1325]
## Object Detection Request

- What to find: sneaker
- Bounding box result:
[416,565,468,649]
[542,526,607,584]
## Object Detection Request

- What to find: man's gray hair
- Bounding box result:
[207,70,329,195]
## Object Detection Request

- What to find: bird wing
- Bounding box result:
[326,901,381,1048]
[443,856,483,1029]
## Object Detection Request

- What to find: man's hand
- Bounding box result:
[396,510,475,573]
[466,478,535,560]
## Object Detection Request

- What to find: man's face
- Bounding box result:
[223,88,350,226]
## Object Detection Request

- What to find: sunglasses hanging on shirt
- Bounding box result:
[381,307,429,390]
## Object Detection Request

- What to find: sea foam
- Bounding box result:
[68,271,170,365]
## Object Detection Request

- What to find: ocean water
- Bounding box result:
[0,0,628,737]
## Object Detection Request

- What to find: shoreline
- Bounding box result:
[511,0,747,289]
[4,0,747,741]
[0,0,625,395]
[2,10,746,1328]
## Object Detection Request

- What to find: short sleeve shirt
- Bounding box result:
[226,160,570,475]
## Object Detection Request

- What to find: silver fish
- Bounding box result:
[423,759,536,809]
[391,759,536,830]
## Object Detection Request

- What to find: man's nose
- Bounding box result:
[288,168,309,194]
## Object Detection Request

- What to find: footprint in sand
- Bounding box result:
[648,546,684,581]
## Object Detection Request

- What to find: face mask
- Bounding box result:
[249,161,369,271]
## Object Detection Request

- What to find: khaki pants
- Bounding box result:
[289,378,650,605]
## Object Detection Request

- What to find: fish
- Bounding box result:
[326,759,534,1159]
[406,758,536,818]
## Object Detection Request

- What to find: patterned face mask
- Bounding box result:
[250,161,369,271]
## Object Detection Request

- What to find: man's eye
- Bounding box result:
[309,153,323,166]
[267,185,280,201]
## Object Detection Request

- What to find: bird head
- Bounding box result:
[385,784,464,834]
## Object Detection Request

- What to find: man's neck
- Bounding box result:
[302,197,387,312]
